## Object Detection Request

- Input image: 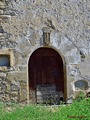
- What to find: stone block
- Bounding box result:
[0,73,6,78]
[50,31,61,48]
[85,55,90,63]
[79,63,90,77]
[0,34,4,38]
[0,2,6,9]
[65,49,81,64]
[0,93,5,101]
[0,93,10,102]
[10,91,19,97]
[17,39,30,53]
[11,97,18,103]
[60,37,75,53]
[0,86,2,92]
[67,64,79,76]
[10,84,19,91]
[0,83,7,92]
[29,90,36,104]
[6,83,10,91]
[7,72,27,82]
[19,83,27,102]
[0,10,4,15]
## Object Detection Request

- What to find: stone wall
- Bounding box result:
[0,0,90,103]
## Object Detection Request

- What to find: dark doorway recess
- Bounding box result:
[28,48,65,105]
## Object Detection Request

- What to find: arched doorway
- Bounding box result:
[28,48,65,104]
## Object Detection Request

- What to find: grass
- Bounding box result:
[0,98,90,120]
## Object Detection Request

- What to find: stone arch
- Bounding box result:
[25,30,84,104]
[28,47,67,104]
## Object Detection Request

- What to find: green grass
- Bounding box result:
[0,99,90,120]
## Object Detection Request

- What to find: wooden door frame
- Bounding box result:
[28,47,67,104]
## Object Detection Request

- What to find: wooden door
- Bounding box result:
[28,48,64,103]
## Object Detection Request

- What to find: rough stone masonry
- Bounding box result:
[0,0,90,104]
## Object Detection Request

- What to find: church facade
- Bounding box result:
[0,0,90,104]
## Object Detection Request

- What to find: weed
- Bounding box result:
[74,91,85,102]
[0,98,90,120]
